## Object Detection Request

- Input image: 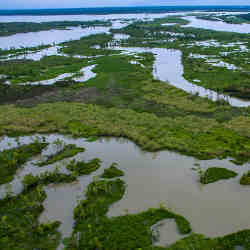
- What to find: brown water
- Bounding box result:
[0,134,250,247]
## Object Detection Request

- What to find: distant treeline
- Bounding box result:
[0,6,250,16]
[238,13,250,21]
[0,20,111,37]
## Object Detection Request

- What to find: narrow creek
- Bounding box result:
[110,46,250,107]
[0,134,250,247]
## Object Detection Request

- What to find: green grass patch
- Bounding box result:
[240,171,250,185]
[22,171,77,190]
[0,186,61,249]
[66,158,101,175]
[0,141,48,184]
[101,163,124,178]
[64,178,191,249]
[60,33,116,57]
[37,144,84,167]
[0,56,89,84]
[0,102,250,164]
[200,167,238,184]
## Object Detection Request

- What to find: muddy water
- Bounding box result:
[1,134,250,246]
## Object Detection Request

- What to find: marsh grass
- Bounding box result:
[65,178,191,249]
[0,20,111,37]
[240,171,250,185]
[200,167,238,184]
[0,141,48,184]
[66,158,101,175]
[37,144,84,167]
[0,186,61,249]
[0,56,89,84]
[101,163,124,178]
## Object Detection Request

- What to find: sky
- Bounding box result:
[2,0,250,9]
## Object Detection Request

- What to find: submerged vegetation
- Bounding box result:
[200,167,238,184]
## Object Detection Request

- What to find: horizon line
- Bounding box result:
[1,5,250,11]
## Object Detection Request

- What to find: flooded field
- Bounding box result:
[1,9,250,249]
[0,134,250,246]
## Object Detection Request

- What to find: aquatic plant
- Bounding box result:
[101,162,124,178]
[0,186,61,249]
[66,158,101,175]
[37,144,85,167]
[200,167,238,184]
[240,171,250,185]
[64,178,191,249]
[0,141,48,184]
[22,171,77,190]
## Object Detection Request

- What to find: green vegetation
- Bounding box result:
[168,230,250,249]
[37,144,84,166]
[0,45,51,57]
[1,15,250,250]
[0,20,111,37]
[200,167,238,184]
[66,158,101,175]
[101,163,124,178]
[114,17,250,99]
[0,141,48,184]
[182,53,250,100]
[0,56,89,84]
[60,33,117,57]
[196,13,250,24]
[0,102,250,164]
[22,171,77,190]
[64,178,191,249]
[0,147,104,249]
[240,171,250,185]
[0,186,61,249]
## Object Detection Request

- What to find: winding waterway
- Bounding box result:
[1,12,250,106]
[110,46,250,107]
